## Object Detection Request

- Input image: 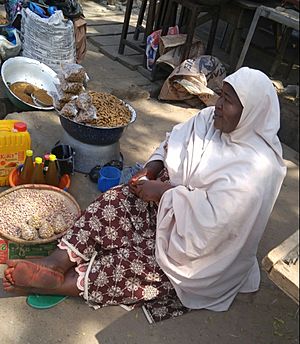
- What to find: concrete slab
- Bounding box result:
[89,32,144,48]
[87,23,135,37]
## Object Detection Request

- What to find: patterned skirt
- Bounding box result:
[60,176,190,322]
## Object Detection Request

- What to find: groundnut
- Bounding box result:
[0,189,78,240]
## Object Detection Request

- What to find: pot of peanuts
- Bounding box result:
[57,91,137,146]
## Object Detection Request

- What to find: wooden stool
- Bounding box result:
[160,0,220,62]
[118,0,168,55]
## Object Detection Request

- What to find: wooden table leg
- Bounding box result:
[134,0,147,40]
[118,0,134,54]
[235,6,263,70]
[270,27,293,76]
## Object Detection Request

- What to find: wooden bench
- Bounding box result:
[262,230,299,304]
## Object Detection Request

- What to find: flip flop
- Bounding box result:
[26,294,68,309]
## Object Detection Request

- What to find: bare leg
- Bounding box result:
[4,248,76,289]
[3,268,80,297]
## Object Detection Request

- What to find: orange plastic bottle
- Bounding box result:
[19,149,34,184]
[45,154,60,187]
[31,157,45,184]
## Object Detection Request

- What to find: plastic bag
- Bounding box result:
[0,28,21,61]
[59,77,84,94]
[76,92,92,111]
[74,105,97,123]
[61,63,87,83]
[60,100,78,118]
[51,87,76,110]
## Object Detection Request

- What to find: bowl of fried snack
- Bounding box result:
[1,56,58,110]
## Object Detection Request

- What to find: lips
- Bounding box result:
[213,111,222,120]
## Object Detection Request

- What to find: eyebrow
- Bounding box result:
[223,89,234,100]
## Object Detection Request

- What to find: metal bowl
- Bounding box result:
[1,56,58,111]
[59,103,137,146]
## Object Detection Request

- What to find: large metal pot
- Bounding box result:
[58,103,136,146]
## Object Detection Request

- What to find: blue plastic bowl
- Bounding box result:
[98,166,121,192]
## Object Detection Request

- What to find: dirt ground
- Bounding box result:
[0,1,299,343]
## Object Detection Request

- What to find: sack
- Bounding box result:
[21,8,76,73]
[72,16,87,64]
[159,55,226,106]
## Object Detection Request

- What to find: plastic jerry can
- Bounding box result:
[0,120,31,186]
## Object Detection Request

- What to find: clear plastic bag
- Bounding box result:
[51,88,76,110]
[60,100,78,118]
[61,63,88,83]
[75,92,92,111]
[75,104,97,123]
[59,77,84,94]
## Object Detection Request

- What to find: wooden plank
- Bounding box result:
[262,230,299,272]
[269,260,299,304]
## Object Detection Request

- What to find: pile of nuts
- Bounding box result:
[0,189,79,241]
[89,91,132,127]
[53,64,132,128]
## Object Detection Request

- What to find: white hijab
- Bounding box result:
[149,67,287,310]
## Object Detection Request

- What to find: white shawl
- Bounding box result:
[149,67,287,310]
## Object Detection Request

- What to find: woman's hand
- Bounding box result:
[129,168,150,185]
[129,180,173,202]
[129,160,164,185]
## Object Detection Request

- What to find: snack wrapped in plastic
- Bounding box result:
[51,89,76,110]
[61,63,88,83]
[76,92,92,111]
[60,78,84,94]
[74,105,97,123]
[60,100,78,118]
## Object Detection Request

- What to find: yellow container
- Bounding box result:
[0,120,31,186]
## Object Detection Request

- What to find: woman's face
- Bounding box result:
[214,82,243,133]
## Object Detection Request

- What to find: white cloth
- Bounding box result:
[149,67,287,311]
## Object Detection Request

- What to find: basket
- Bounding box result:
[0,184,81,244]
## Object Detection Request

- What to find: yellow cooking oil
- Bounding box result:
[0,120,31,186]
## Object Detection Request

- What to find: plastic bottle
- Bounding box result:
[0,120,31,186]
[19,149,34,184]
[31,157,45,184]
[45,154,60,187]
[43,154,50,175]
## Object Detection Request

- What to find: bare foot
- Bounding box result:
[4,260,64,289]
[2,278,30,296]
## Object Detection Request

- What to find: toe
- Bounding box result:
[4,267,15,285]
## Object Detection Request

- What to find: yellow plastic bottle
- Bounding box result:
[0,120,31,186]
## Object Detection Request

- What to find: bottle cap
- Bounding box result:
[26,150,33,157]
[44,154,50,160]
[14,122,27,132]
[35,157,43,164]
[49,154,57,162]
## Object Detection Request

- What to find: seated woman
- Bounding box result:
[3,67,286,319]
